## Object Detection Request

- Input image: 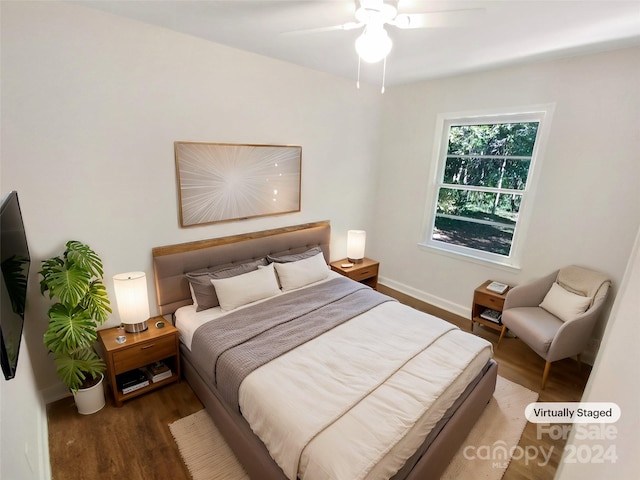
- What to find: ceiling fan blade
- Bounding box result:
[281,21,363,35]
[391,8,486,29]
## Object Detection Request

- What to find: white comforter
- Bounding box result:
[238,301,492,480]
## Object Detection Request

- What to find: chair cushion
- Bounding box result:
[502,307,563,357]
[539,282,591,322]
[557,265,609,302]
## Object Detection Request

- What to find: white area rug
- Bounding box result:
[169,376,537,480]
[441,375,538,479]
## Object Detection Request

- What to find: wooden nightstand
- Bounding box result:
[330,258,379,289]
[471,280,511,333]
[98,318,181,407]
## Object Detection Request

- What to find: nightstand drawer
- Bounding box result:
[112,335,176,372]
[474,291,505,310]
[350,266,379,282]
[330,258,380,289]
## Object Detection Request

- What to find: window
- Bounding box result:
[422,107,552,267]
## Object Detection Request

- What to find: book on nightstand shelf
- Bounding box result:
[143,361,173,383]
[116,369,149,394]
[480,308,502,324]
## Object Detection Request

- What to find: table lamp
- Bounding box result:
[347,230,366,263]
[113,271,150,333]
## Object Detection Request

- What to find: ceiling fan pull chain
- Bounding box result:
[357,55,362,89]
[381,56,387,94]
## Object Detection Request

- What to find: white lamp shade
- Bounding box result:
[347,230,367,262]
[113,272,150,332]
[355,25,392,63]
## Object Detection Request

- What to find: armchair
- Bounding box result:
[497,266,611,389]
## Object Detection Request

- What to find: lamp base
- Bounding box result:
[347,257,364,264]
[124,320,148,333]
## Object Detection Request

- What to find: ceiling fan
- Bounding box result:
[284,1,483,91]
[343,0,432,33]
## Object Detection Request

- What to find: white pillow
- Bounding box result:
[539,282,591,322]
[273,252,329,291]
[210,263,280,311]
[189,283,198,309]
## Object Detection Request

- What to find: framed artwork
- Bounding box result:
[174,142,302,227]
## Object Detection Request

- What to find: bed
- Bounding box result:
[152,221,497,480]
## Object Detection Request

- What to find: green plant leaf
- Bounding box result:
[44,304,97,354]
[39,256,64,296]
[82,280,112,323]
[44,264,91,308]
[65,240,104,278]
[53,348,105,392]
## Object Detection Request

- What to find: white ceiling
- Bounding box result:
[77,0,640,87]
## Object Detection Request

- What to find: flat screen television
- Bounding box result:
[1,191,31,380]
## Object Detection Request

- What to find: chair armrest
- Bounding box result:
[504,271,558,310]
[547,300,604,362]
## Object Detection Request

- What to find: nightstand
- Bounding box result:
[98,318,181,407]
[471,280,511,333]
[330,258,379,289]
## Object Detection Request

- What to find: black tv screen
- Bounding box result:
[1,191,31,380]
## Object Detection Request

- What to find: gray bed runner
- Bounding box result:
[190,276,395,409]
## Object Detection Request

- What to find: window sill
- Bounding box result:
[417,241,522,272]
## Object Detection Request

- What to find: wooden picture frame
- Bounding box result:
[174,142,302,227]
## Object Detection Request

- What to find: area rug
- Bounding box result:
[441,375,538,479]
[169,376,537,480]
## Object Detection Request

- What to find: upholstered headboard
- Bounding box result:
[152,221,331,316]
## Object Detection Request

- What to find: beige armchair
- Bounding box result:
[497,266,611,389]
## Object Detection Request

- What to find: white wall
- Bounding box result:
[372,47,640,356]
[0,339,50,480]
[1,2,381,478]
[555,226,640,479]
[1,0,381,391]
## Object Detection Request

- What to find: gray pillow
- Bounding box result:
[267,246,323,264]
[186,258,267,311]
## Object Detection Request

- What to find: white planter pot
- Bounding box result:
[73,374,106,415]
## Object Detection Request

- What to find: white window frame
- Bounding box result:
[420,104,555,270]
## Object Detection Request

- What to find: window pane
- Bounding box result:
[447,122,539,156]
[500,159,531,190]
[436,188,521,222]
[442,157,530,189]
[425,110,548,264]
[432,216,514,256]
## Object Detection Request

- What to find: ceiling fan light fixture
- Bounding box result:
[391,13,411,29]
[355,25,392,63]
[355,0,398,24]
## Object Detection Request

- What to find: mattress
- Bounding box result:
[175,276,492,480]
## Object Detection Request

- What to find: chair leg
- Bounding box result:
[542,361,552,389]
[577,354,582,372]
[497,325,507,348]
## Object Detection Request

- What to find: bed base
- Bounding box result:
[153,221,498,479]
[182,344,497,480]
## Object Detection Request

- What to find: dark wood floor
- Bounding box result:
[47,380,202,480]
[47,286,590,480]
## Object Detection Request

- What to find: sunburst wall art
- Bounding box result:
[174,142,302,227]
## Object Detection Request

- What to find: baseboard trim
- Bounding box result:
[38,394,52,480]
[378,276,471,319]
[40,383,72,406]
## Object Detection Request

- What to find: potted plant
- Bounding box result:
[40,240,112,414]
